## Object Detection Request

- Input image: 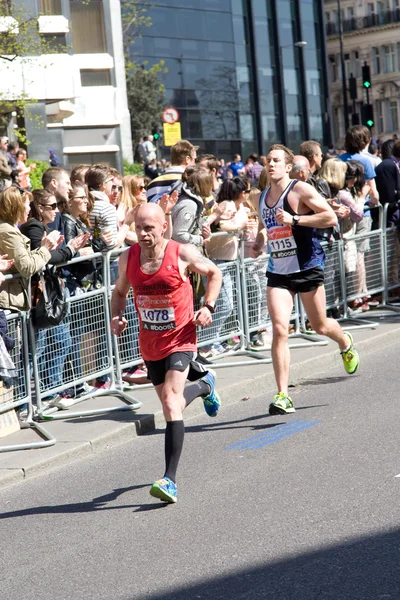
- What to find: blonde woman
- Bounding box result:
[115,175,148,246]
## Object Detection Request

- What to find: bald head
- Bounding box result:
[134,202,168,249]
[289,155,310,182]
[135,202,166,224]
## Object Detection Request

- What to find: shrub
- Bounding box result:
[26,159,49,190]
[123,160,144,176]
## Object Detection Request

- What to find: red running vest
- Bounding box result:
[126,240,197,361]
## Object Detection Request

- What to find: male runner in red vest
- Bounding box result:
[111,203,222,503]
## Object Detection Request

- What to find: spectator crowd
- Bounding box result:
[0,125,399,415]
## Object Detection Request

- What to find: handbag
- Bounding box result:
[31,267,68,329]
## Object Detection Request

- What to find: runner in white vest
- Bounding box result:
[252,145,360,415]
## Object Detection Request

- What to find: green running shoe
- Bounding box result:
[341,331,360,374]
[150,477,177,503]
[269,392,295,415]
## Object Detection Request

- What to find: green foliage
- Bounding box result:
[121,0,152,75]
[126,63,166,144]
[123,160,144,176]
[26,158,49,190]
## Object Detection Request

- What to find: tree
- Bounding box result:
[120,0,166,144]
[126,63,166,143]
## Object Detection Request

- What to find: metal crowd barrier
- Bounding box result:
[31,253,142,423]
[0,276,55,452]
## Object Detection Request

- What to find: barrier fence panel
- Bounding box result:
[383,201,400,311]
[0,304,55,452]
[33,253,141,422]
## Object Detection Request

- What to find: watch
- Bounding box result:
[292,214,300,227]
[203,302,216,314]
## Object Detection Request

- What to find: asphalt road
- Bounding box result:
[1,341,400,600]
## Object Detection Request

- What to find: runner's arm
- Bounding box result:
[179,244,222,326]
[278,181,338,229]
[110,250,131,335]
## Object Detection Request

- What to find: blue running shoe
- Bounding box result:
[201,369,221,417]
[149,477,177,503]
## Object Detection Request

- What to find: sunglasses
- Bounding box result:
[40,203,58,210]
[138,185,146,191]
[244,189,251,194]
[111,185,122,192]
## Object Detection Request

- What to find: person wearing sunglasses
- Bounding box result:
[107,167,123,207]
[20,188,89,410]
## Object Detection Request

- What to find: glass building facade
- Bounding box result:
[129,0,331,159]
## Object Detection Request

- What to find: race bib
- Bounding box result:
[267,225,297,259]
[136,295,176,332]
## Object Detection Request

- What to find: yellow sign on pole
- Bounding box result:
[163,122,182,146]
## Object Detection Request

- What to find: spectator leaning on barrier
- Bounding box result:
[20,189,89,409]
[171,165,213,250]
[0,136,12,191]
[338,125,379,205]
[146,139,198,203]
[0,187,61,311]
[203,177,249,355]
[345,160,373,310]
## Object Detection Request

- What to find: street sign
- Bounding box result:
[162,107,180,124]
[163,122,181,146]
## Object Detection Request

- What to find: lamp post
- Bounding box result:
[337,0,350,132]
[277,41,308,146]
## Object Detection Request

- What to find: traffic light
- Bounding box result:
[153,132,160,141]
[349,75,357,100]
[361,104,374,128]
[362,64,371,89]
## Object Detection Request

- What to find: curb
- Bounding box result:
[0,324,399,490]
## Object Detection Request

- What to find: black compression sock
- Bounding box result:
[164,420,185,483]
[184,380,211,407]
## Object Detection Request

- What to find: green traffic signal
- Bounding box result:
[363,81,371,89]
[367,119,374,127]
[153,133,160,140]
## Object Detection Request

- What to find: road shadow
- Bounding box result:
[137,527,400,600]
[0,483,168,519]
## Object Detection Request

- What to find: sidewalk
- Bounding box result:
[1,315,400,490]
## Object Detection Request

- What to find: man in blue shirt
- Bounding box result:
[229,154,245,177]
[338,125,379,204]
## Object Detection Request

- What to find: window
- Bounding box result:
[80,70,111,86]
[376,100,384,133]
[67,152,118,169]
[41,33,67,53]
[383,44,395,72]
[389,99,399,131]
[325,11,330,22]
[372,47,381,74]
[328,55,337,83]
[70,0,107,54]
[40,0,61,14]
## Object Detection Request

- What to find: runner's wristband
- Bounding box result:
[203,302,216,314]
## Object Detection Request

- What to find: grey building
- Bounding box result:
[0,0,132,170]
[129,0,331,159]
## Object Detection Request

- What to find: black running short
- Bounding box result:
[144,351,207,387]
[266,267,325,294]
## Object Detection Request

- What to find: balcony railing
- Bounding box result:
[326,9,400,35]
